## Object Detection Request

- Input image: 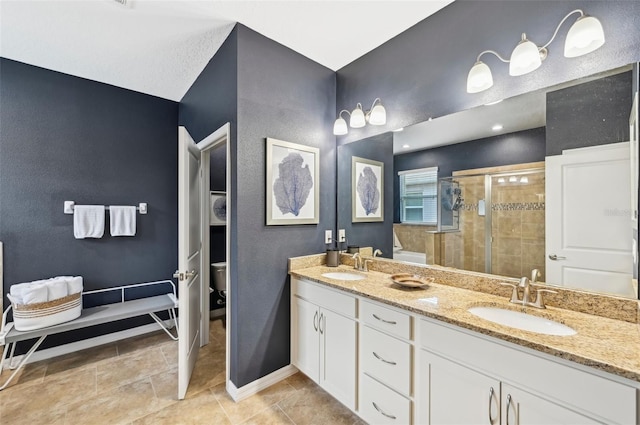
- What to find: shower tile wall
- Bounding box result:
[491,172,546,279]
[442,165,546,280]
[393,224,437,254]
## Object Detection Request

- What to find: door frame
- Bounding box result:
[195,123,231,375]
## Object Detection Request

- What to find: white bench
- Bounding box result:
[0,280,178,390]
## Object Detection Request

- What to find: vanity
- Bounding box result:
[288,254,640,425]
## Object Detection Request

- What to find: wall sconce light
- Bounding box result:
[466,9,605,93]
[333,98,386,135]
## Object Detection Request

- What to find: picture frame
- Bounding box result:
[352,156,384,222]
[210,191,226,226]
[266,138,319,225]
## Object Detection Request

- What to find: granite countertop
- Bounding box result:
[290,264,640,383]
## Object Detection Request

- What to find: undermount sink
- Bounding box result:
[467,306,576,336]
[321,272,366,281]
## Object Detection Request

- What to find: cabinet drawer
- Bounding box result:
[361,325,411,396]
[359,373,411,425]
[292,277,355,318]
[361,299,411,339]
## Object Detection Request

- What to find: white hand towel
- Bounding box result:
[47,278,69,301]
[66,276,84,295]
[21,284,48,305]
[109,205,137,236]
[74,205,105,239]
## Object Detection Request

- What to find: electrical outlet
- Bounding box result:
[325,230,332,244]
[338,229,346,243]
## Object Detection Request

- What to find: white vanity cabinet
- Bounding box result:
[291,277,357,410]
[418,318,637,425]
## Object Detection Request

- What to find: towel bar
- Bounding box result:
[63,201,147,214]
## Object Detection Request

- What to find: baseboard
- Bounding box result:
[226,364,298,402]
[4,321,174,368]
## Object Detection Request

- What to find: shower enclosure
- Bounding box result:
[439,166,545,279]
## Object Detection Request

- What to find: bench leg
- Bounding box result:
[0,335,47,391]
[169,308,178,333]
[149,311,178,341]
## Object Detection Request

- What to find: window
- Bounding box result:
[399,167,438,224]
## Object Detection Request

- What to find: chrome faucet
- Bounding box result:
[499,269,557,309]
[352,253,363,271]
[373,249,383,258]
[353,252,372,272]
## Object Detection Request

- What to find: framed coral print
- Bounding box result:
[210,191,226,226]
[352,156,383,222]
[266,138,319,225]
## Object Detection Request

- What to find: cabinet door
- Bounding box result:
[320,308,356,410]
[292,296,319,382]
[502,384,600,425]
[425,351,501,425]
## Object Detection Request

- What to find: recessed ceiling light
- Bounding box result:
[492,124,503,131]
[402,144,410,149]
[393,127,404,132]
[485,99,503,106]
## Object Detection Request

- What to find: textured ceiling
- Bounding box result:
[0,0,454,101]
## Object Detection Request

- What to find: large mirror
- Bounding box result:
[337,64,639,299]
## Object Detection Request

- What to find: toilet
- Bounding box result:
[211,262,227,293]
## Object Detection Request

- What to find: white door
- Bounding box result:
[176,126,202,399]
[503,384,599,425]
[427,352,501,425]
[319,309,356,410]
[291,296,320,381]
[546,143,633,297]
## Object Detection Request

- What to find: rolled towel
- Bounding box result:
[66,276,84,295]
[109,205,137,237]
[74,205,105,239]
[21,284,48,305]
[47,278,69,301]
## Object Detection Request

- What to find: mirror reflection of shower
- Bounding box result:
[438,179,462,231]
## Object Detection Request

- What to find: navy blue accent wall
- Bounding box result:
[393,128,545,222]
[233,25,336,387]
[337,133,394,256]
[546,71,632,155]
[179,29,237,314]
[0,58,179,349]
[336,1,640,146]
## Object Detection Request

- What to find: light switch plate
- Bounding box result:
[338,229,346,243]
[325,230,332,244]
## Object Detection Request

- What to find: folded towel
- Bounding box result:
[10,276,83,304]
[109,205,137,236]
[74,205,105,239]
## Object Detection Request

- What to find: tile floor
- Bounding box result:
[0,319,364,425]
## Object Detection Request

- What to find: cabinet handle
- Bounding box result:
[313,311,318,332]
[373,351,397,365]
[319,313,324,335]
[372,402,396,420]
[488,387,496,424]
[372,313,397,325]
[506,394,513,425]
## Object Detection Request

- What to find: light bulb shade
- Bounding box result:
[333,117,348,135]
[509,36,542,76]
[467,61,493,93]
[564,15,605,58]
[369,103,386,125]
[350,107,366,128]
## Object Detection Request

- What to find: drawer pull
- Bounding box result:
[372,402,396,420]
[506,394,513,425]
[372,313,397,325]
[373,351,397,365]
[488,387,496,424]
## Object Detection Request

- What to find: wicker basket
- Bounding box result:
[12,292,82,331]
